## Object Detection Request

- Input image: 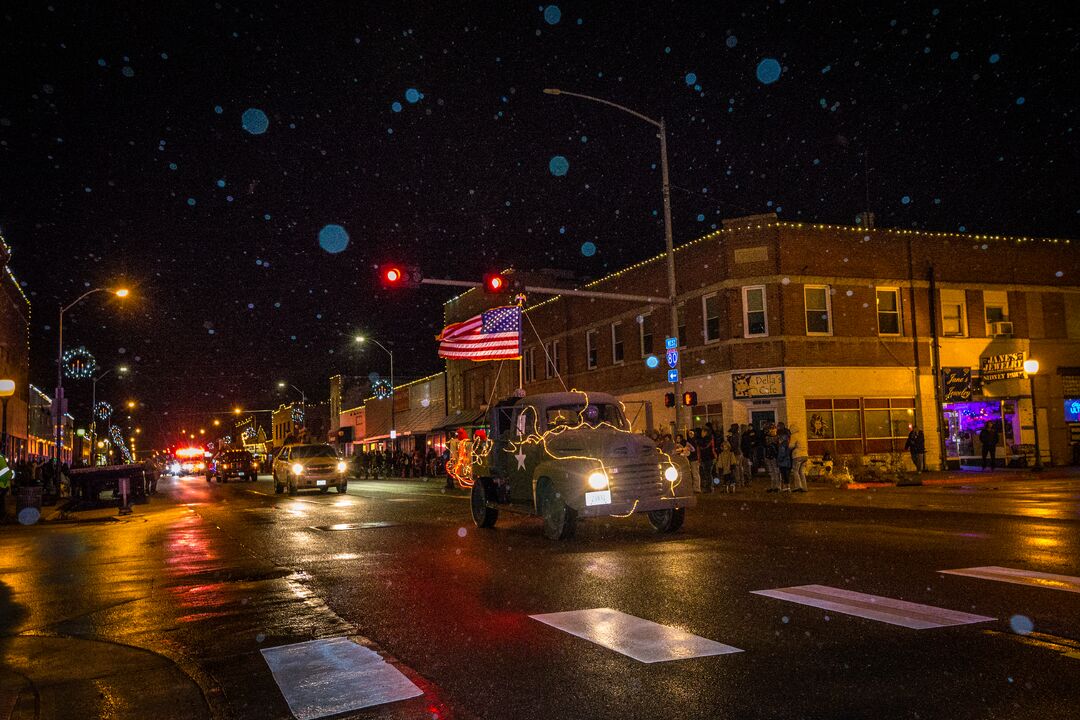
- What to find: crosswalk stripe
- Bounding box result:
[751,585,994,629]
[529,608,742,663]
[261,637,422,719]
[939,566,1080,594]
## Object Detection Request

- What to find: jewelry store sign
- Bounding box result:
[732,371,786,399]
[979,352,1026,383]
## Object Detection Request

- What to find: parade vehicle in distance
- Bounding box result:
[169,446,208,476]
[467,390,694,540]
[272,443,349,495]
[206,449,259,483]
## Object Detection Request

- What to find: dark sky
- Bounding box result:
[1,1,1077,446]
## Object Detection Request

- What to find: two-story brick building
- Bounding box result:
[443,214,1079,470]
[0,235,31,461]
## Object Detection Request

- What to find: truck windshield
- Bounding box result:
[290,445,338,458]
[545,404,628,431]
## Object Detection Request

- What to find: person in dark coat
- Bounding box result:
[697,426,716,492]
[904,428,927,472]
[979,422,1000,470]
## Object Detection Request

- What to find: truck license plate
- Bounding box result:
[585,490,611,506]
[316,480,327,486]
[238,471,245,476]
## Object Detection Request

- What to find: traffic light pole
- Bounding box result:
[419,277,668,306]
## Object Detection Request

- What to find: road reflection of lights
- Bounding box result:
[331,553,361,561]
[333,498,356,507]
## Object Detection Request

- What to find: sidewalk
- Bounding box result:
[843,465,1080,489]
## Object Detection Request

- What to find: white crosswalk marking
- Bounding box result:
[261,637,422,719]
[751,585,994,629]
[529,608,742,663]
[940,566,1080,594]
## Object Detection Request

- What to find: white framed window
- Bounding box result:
[545,340,560,379]
[876,288,902,335]
[983,290,1009,333]
[703,293,722,343]
[940,289,967,337]
[611,322,624,364]
[523,347,536,383]
[742,286,768,337]
[638,313,653,357]
[586,329,598,370]
[804,285,832,335]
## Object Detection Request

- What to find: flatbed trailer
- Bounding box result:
[69,462,155,502]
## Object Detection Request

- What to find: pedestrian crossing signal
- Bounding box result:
[664,392,676,408]
[682,391,697,406]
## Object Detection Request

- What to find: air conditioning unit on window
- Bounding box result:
[990,321,1013,337]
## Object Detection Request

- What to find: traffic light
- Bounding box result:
[682,391,697,406]
[664,392,676,408]
[483,272,509,294]
[378,264,422,288]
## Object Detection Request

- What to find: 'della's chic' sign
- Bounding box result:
[979,352,1026,383]
[732,371,786,399]
[941,367,972,402]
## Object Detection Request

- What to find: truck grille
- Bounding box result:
[609,461,664,498]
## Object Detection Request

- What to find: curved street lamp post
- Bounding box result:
[356,336,395,444]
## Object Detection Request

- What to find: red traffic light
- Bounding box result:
[682,391,698,406]
[378,264,422,288]
[664,392,676,408]
[483,273,508,294]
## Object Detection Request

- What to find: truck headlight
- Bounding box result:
[291,463,304,475]
[336,461,347,472]
[587,471,609,490]
[664,465,679,483]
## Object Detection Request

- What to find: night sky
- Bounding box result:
[1,2,1077,446]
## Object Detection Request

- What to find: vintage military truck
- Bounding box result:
[468,391,694,540]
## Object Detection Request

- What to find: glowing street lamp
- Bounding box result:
[1024,359,1044,471]
[0,378,15,458]
[355,335,395,440]
[55,286,130,466]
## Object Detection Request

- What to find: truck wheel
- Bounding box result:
[471,480,499,528]
[538,479,576,540]
[273,473,283,494]
[288,477,298,496]
[647,508,686,533]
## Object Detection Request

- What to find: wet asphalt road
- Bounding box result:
[2,473,1079,720]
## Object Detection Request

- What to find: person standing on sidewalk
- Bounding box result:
[777,425,793,492]
[698,426,716,492]
[979,422,1000,470]
[739,424,754,486]
[788,424,808,492]
[763,423,781,492]
[904,427,927,472]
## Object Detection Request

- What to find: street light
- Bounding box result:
[543,88,684,433]
[0,378,15,458]
[277,381,307,407]
[55,286,130,466]
[90,365,128,465]
[1024,359,1044,471]
[356,335,396,442]
[213,419,221,426]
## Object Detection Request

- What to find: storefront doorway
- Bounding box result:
[942,399,1018,466]
[750,409,776,430]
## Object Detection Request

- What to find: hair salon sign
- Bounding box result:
[979,352,1026,383]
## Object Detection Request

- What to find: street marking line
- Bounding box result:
[751,585,994,629]
[984,630,1080,661]
[529,608,741,663]
[261,637,422,719]
[939,566,1080,594]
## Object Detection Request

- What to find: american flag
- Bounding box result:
[438,306,522,360]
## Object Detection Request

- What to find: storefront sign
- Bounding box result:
[941,367,972,402]
[732,371,785,399]
[979,352,1026,383]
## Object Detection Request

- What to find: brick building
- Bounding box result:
[443,214,1079,469]
[0,236,31,461]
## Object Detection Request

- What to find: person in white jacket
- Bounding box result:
[788,424,809,492]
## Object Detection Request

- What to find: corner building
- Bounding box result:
[443,214,1080,469]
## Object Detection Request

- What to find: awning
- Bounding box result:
[432,409,486,432]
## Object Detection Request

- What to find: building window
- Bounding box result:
[611,322,624,364]
[876,288,902,335]
[523,347,536,383]
[690,403,724,430]
[742,286,767,337]
[545,340,560,379]
[703,293,722,343]
[983,290,1009,334]
[806,397,915,456]
[586,329,598,370]
[940,289,967,337]
[639,313,653,356]
[804,285,832,335]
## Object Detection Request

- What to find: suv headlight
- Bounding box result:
[664,465,679,483]
[587,471,609,490]
[337,461,347,472]
[291,463,304,475]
